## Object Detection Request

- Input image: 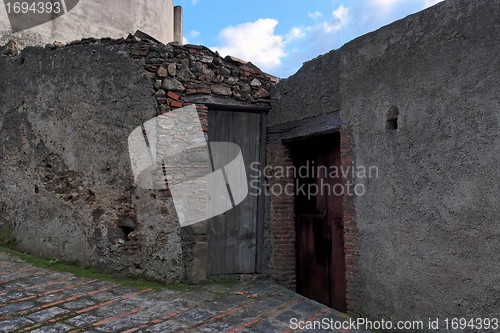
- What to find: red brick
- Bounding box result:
[167,91,180,100]
[169,100,183,108]
[239,65,254,73]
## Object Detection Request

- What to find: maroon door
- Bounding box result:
[292,132,347,312]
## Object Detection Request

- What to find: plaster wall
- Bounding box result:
[0,0,174,47]
[0,43,184,281]
[270,0,500,326]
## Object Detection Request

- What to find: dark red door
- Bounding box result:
[292,132,347,312]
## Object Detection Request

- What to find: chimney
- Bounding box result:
[174,6,183,44]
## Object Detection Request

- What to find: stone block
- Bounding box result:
[189,242,208,283]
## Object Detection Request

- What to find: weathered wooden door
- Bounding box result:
[292,132,347,312]
[207,110,265,275]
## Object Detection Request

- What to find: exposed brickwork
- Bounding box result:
[340,127,359,317]
[266,128,359,313]
[267,143,296,290]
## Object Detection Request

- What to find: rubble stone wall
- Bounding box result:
[0,35,272,283]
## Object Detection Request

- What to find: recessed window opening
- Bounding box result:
[386,106,399,130]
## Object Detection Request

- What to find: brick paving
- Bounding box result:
[0,252,373,333]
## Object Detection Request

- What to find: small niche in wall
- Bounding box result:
[118,216,137,242]
[386,106,399,130]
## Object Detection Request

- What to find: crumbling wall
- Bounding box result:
[0,41,179,280]
[269,0,500,328]
[0,35,273,283]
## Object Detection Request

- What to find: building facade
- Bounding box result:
[0,0,179,47]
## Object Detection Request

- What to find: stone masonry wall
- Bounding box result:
[269,0,500,328]
[123,35,274,282]
[0,34,273,283]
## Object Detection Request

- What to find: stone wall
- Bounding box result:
[0,34,273,283]
[268,0,500,327]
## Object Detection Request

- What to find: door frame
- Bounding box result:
[288,130,347,312]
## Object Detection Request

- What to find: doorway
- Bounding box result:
[207,109,266,275]
[290,132,347,312]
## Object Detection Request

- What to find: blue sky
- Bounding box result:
[177,0,444,78]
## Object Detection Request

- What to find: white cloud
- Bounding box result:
[423,0,444,8]
[191,0,200,5]
[274,0,447,77]
[183,36,189,45]
[365,0,443,18]
[332,5,349,29]
[314,4,350,33]
[212,18,287,71]
[308,11,323,20]
[367,0,407,18]
[373,0,402,6]
[189,30,200,38]
[271,4,350,75]
[285,27,305,43]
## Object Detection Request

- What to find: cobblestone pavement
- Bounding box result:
[0,252,373,333]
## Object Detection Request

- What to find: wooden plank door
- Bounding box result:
[207,110,263,275]
[293,132,347,312]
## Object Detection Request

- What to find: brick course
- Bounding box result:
[267,143,296,290]
[340,127,359,317]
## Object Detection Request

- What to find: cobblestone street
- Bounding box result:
[0,252,373,333]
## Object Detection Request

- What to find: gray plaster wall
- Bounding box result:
[271,0,500,328]
[0,0,174,47]
[0,43,185,282]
